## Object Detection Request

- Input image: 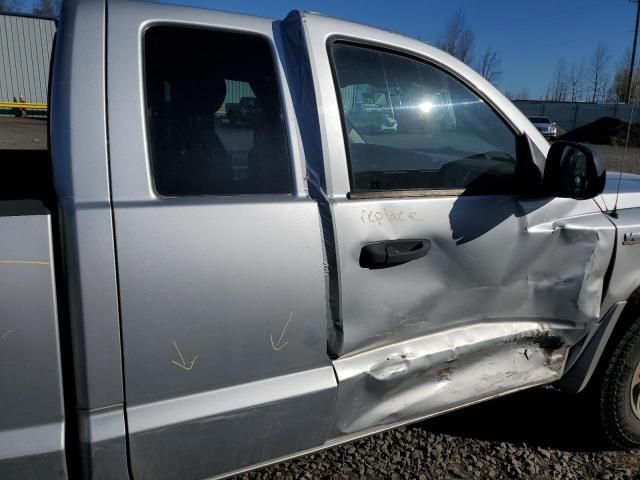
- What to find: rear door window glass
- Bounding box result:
[144,27,291,196]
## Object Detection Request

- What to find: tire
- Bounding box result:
[599,312,640,448]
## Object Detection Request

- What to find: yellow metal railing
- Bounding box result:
[0,102,47,110]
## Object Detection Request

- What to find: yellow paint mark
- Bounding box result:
[0,260,49,266]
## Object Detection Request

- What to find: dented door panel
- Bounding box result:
[333,322,572,435]
[331,197,614,356]
[294,12,617,436]
[329,196,615,435]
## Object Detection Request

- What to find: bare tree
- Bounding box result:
[606,84,619,103]
[543,82,552,102]
[567,61,585,102]
[516,88,530,100]
[546,59,568,101]
[505,88,530,101]
[589,41,609,103]
[476,46,503,84]
[439,9,474,64]
[32,0,60,16]
[613,49,640,102]
[598,77,611,103]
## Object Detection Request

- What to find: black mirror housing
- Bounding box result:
[543,141,606,200]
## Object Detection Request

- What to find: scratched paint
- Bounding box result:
[331,321,577,435]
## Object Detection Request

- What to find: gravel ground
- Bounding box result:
[0,117,47,150]
[233,389,640,480]
[589,144,640,175]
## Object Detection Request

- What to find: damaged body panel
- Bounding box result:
[293,12,618,437]
[328,198,615,434]
[331,198,614,357]
[557,178,640,393]
[332,322,571,435]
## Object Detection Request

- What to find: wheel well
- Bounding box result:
[588,288,640,391]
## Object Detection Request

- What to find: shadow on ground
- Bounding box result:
[419,387,606,452]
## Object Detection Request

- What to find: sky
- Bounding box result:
[160,0,636,99]
[12,0,637,98]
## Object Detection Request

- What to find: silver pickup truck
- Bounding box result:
[3,1,640,479]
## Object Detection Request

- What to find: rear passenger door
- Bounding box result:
[106,2,336,479]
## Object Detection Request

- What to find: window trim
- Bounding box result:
[348,189,465,200]
[141,23,294,199]
[326,36,522,199]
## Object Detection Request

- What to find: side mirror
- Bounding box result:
[543,141,606,200]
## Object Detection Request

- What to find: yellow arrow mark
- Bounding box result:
[270,312,294,351]
[171,340,198,371]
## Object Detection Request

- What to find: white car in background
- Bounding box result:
[528,116,558,139]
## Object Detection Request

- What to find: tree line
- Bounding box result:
[437,9,504,85]
[0,0,60,17]
[436,10,527,100]
[543,44,639,104]
[437,8,636,104]
[3,3,635,104]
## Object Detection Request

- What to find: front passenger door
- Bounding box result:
[319,39,615,436]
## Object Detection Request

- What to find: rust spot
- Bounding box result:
[545,345,569,367]
[526,331,566,367]
[534,331,564,351]
[508,330,568,367]
[436,367,453,382]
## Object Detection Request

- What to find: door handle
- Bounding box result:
[359,239,431,269]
